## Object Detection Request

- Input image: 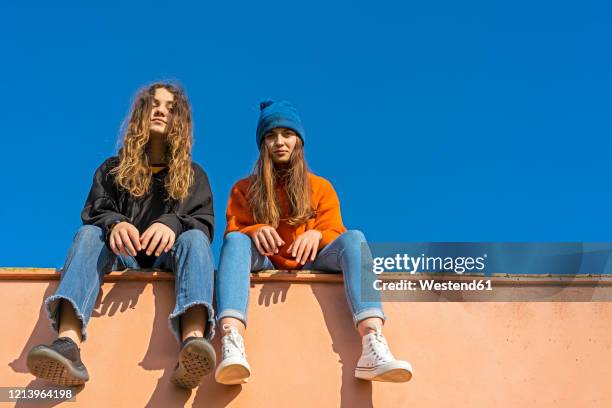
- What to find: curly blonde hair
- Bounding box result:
[111,82,194,201]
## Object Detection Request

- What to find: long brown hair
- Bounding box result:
[247,138,314,227]
[111,82,194,201]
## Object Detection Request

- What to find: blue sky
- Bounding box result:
[1,1,610,267]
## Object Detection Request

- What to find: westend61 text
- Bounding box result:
[373,279,493,291]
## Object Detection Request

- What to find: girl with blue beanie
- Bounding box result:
[213,100,413,384]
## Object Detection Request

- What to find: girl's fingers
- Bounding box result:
[270,229,284,247]
[115,233,125,254]
[260,231,274,253]
[296,239,307,263]
[140,229,152,248]
[298,241,309,264]
[291,237,301,257]
[164,235,174,253]
[147,231,162,255]
[118,240,128,258]
[127,228,141,251]
[109,235,118,255]
[262,229,277,253]
[120,229,137,256]
[302,243,311,264]
[310,242,318,261]
[253,235,266,255]
[304,241,315,264]
[156,234,169,256]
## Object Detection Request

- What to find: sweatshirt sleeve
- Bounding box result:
[313,179,347,249]
[225,179,267,237]
[81,158,130,237]
[154,165,215,242]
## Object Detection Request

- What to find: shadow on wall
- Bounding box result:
[10,284,85,408]
[312,283,374,408]
[8,278,375,407]
[138,282,241,408]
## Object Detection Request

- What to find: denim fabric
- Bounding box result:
[215,229,385,326]
[45,225,215,342]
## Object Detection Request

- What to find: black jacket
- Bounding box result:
[81,157,214,244]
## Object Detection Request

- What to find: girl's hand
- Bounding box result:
[253,226,285,256]
[288,230,322,265]
[140,222,176,257]
[109,221,141,257]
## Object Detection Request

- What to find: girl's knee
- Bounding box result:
[339,229,367,245]
[224,231,251,246]
[177,229,209,247]
[74,225,104,243]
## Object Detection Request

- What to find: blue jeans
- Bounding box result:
[216,229,385,326]
[45,225,216,343]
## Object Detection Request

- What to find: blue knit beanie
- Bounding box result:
[256,100,305,148]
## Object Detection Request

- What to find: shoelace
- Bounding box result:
[369,330,393,364]
[222,324,246,359]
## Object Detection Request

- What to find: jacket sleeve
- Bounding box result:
[313,179,347,249]
[225,180,267,237]
[154,166,215,242]
[81,159,130,237]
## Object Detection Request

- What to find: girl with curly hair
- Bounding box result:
[27,83,216,389]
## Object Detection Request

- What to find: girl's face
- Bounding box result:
[264,127,299,164]
[149,87,175,136]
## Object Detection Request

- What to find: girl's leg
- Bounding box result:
[179,305,208,340]
[357,317,384,336]
[46,225,130,343]
[156,229,216,389]
[219,317,246,336]
[215,231,272,385]
[305,229,386,326]
[306,229,412,383]
[29,224,138,386]
[216,231,273,327]
[55,229,138,344]
[58,301,85,344]
[158,229,216,344]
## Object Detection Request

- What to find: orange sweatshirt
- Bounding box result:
[225,173,347,270]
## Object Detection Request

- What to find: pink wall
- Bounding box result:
[1,270,611,407]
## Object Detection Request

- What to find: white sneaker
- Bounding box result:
[354,329,413,382]
[215,324,251,385]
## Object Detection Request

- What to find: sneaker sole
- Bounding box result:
[27,347,88,386]
[171,339,216,389]
[355,361,413,383]
[215,357,251,385]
